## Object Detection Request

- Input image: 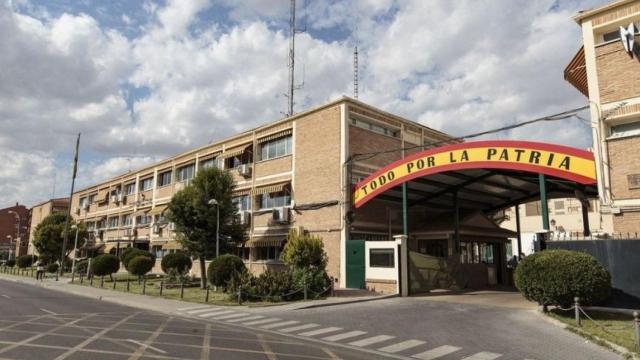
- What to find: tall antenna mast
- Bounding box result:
[286,0,296,117]
[353,46,359,99]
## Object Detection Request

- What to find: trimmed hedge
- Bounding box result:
[207,254,246,289]
[121,249,155,271]
[91,254,120,277]
[128,256,154,277]
[514,249,611,307]
[161,252,192,274]
[5,259,15,268]
[46,263,59,273]
[16,255,37,268]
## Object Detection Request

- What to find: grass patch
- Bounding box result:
[549,308,639,355]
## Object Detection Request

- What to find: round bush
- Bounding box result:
[128,255,155,277]
[207,254,246,289]
[121,249,155,271]
[514,249,611,306]
[16,255,37,268]
[46,263,59,273]
[161,252,192,274]
[6,259,15,268]
[91,254,120,277]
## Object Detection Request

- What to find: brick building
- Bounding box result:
[63,97,452,286]
[26,198,70,257]
[565,0,640,234]
[0,203,29,260]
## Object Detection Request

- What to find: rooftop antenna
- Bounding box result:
[51,169,57,198]
[353,46,359,99]
[285,0,305,117]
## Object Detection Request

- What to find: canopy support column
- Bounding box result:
[581,201,591,237]
[515,205,522,259]
[402,182,408,236]
[453,190,460,253]
[539,174,550,230]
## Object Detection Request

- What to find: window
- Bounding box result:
[86,221,95,231]
[79,197,87,208]
[154,214,167,224]
[237,247,250,260]
[417,239,447,258]
[233,195,251,211]
[111,186,121,196]
[123,214,133,227]
[525,201,541,216]
[176,164,195,182]
[158,170,172,187]
[602,24,639,43]
[628,174,640,190]
[460,242,495,264]
[256,246,279,261]
[151,245,165,259]
[96,219,106,229]
[225,156,242,169]
[369,248,395,268]
[136,215,152,226]
[88,193,97,204]
[107,217,119,228]
[351,117,400,138]
[259,136,292,161]
[139,178,153,192]
[124,183,136,195]
[610,121,640,139]
[200,158,218,169]
[554,200,565,215]
[260,191,291,209]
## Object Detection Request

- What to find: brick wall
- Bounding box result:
[596,37,640,103]
[365,279,397,294]
[349,126,403,168]
[612,211,640,234]
[607,135,640,200]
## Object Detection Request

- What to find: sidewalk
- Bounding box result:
[0,273,392,316]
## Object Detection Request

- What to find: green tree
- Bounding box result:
[167,167,247,289]
[32,212,87,263]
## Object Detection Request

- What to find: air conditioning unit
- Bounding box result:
[152,224,160,234]
[272,207,290,223]
[117,193,123,202]
[168,222,176,231]
[239,211,251,225]
[238,164,252,177]
[110,195,117,204]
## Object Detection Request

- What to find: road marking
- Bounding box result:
[125,339,167,354]
[126,316,173,360]
[412,345,462,360]
[348,335,395,347]
[378,339,426,353]
[322,330,367,342]
[199,310,234,318]
[178,305,211,311]
[210,313,249,320]
[1,294,9,298]
[40,308,57,315]
[298,327,343,337]
[187,308,220,314]
[260,320,299,329]
[279,323,319,333]
[461,352,502,360]
[257,334,277,360]
[226,315,264,323]
[200,323,211,360]
[242,318,282,326]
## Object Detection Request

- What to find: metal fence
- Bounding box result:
[547,239,640,299]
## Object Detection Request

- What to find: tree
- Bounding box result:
[32,212,87,263]
[161,252,192,274]
[91,254,120,280]
[167,167,247,289]
[128,255,154,282]
[207,254,246,290]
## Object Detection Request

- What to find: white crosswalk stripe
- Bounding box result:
[461,352,502,360]
[260,320,299,329]
[377,340,426,353]
[211,313,249,320]
[412,345,462,360]
[198,310,234,318]
[279,324,319,333]
[322,330,367,342]
[178,305,210,311]
[348,335,395,347]
[241,318,282,326]
[225,315,264,323]
[187,307,220,314]
[297,327,342,337]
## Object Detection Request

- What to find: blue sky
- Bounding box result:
[0,0,606,207]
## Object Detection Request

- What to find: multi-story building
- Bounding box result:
[0,203,29,260]
[27,198,70,256]
[565,0,640,234]
[67,97,452,285]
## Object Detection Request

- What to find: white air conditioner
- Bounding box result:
[168,222,176,231]
[273,207,290,223]
[152,224,160,234]
[239,211,251,225]
[117,193,123,202]
[238,164,251,177]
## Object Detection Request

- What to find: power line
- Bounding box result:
[348,105,590,164]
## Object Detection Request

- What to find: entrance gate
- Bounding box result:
[346,240,365,289]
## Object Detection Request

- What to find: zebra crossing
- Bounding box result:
[177,305,531,360]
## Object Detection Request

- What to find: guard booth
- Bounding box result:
[348,140,598,296]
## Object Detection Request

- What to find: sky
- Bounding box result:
[0,0,607,208]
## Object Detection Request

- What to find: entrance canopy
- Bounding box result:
[353,140,597,212]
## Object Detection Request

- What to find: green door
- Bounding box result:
[346,240,365,289]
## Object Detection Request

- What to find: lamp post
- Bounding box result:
[207,199,220,258]
[7,210,21,259]
[70,224,80,275]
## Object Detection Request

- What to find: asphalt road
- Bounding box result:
[0,279,376,360]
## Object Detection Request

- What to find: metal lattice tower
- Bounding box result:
[353,46,359,99]
[286,0,296,117]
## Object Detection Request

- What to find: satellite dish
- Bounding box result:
[619,22,635,54]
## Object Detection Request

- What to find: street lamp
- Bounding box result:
[207,199,220,258]
[70,224,80,275]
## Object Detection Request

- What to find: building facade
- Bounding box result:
[0,203,29,260]
[27,198,70,256]
[565,0,640,234]
[66,97,452,286]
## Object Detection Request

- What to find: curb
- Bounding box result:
[294,294,398,310]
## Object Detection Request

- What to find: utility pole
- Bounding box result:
[60,133,81,276]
